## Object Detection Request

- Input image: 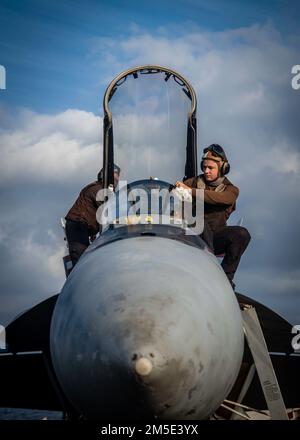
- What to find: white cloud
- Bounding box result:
[0,109,103,184]
[19,231,65,279]
[266,145,300,174]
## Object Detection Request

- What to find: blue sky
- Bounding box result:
[0,0,300,327]
[1,0,299,113]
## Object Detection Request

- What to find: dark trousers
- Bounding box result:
[202,225,251,282]
[65,219,90,267]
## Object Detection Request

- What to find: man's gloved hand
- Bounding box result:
[174,181,192,202]
[175,181,191,190]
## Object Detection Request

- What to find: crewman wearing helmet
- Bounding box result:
[65,164,120,268]
[176,144,250,289]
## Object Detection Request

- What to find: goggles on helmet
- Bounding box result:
[203,144,227,161]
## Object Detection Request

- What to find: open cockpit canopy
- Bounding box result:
[102,65,198,188]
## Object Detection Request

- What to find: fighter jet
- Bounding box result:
[0,66,299,420]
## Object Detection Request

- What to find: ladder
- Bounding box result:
[233,304,289,420]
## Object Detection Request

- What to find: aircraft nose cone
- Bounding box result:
[50,235,243,419]
[135,357,153,376]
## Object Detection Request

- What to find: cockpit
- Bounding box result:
[100,65,199,231]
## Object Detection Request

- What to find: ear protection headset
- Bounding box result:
[97,164,121,182]
[200,144,230,176]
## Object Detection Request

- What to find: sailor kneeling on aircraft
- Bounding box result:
[65,165,120,268]
[176,144,251,289]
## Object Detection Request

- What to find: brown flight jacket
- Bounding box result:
[65,181,103,235]
[184,175,239,232]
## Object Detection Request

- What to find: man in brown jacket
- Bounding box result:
[65,165,120,267]
[176,144,250,289]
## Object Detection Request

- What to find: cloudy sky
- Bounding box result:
[0,0,300,327]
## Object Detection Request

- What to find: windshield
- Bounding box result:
[98,179,191,232]
[108,70,192,184]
